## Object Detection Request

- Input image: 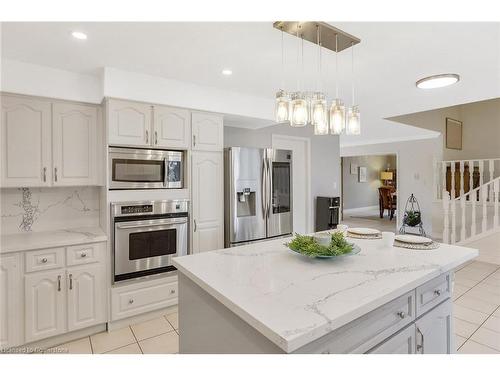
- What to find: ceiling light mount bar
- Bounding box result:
[273,21,360,53]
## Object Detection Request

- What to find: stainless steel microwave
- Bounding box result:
[109,147,184,190]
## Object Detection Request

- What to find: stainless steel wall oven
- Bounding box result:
[111,200,189,282]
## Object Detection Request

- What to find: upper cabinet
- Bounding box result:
[1,95,52,187]
[0,94,100,188]
[191,112,224,152]
[52,103,97,186]
[107,99,152,147]
[153,106,191,149]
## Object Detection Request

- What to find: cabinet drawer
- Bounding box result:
[66,243,101,266]
[111,278,178,321]
[25,247,64,273]
[296,291,416,353]
[416,273,451,317]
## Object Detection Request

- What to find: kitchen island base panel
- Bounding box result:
[179,273,283,354]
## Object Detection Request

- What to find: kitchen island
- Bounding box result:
[172,235,477,354]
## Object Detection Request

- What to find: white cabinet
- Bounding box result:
[25,270,66,342]
[52,103,97,186]
[191,112,223,151]
[153,106,191,149]
[1,95,52,187]
[0,254,22,349]
[67,264,105,331]
[415,299,453,354]
[107,99,152,147]
[191,151,224,252]
[368,324,416,354]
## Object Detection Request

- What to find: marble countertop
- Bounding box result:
[173,235,477,353]
[1,227,107,253]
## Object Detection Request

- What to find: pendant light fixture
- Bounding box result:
[312,25,329,135]
[290,28,308,127]
[275,29,290,123]
[272,22,361,135]
[330,33,346,135]
[346,41,361,135]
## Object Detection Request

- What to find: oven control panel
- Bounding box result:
[121,205,153,215]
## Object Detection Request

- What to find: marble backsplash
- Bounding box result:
[1,187,100,235]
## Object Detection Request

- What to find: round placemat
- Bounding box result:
[347,233,382,240]
[393,240,440,250]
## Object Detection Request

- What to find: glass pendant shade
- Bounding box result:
[290,93,309,127]
[329,99,345,135]
[275,90,290,123]
[347,105,361,135]
[311,93,328,135]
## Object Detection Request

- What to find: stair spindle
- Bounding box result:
[460,195,466,242]
[451,196,457,244]
[482,185,488,233]
[450,163,456,199]
[494,179,499,228]
[459,161,465,197]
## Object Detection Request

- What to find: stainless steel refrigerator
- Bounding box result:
[224,147,293,247]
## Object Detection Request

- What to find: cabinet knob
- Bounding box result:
[80,253,87,258]
[170,289,176,295]
[397,311,406,319]
[129,299,134,304]
[434,289,441,296]
[41,258,48,263]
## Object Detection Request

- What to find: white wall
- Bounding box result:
[342,154,397,210]
[0,59,103,103]
[341,136,442,236]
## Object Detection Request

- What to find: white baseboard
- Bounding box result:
[343,205,379,214]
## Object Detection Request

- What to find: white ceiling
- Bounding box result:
[2,22,499,146]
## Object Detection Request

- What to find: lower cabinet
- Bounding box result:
[415,298,453,354]
[0,253,22,349]
[368,324,416,354]
[25,270,66,343]
[67,264,106,332]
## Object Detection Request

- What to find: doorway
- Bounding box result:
[341,153,398,232]
[272,134,312,234]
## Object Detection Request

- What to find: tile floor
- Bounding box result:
[47,308,179,354]
[341,207,398,233]
[47,261,500,354]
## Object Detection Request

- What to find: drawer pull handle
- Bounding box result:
[57,275,61,292]
[129,299,134,304]
[434,289,441,296]
[397,311,406,319]
[81,253,87,258]
[69,274,73,290]
[41,258,48,263]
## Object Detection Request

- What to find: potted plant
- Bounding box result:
[404,210,421,227]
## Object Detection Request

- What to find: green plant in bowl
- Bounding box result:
[286,232,355,258]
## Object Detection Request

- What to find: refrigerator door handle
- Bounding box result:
[261,156,267,219]
[266,156,271,218]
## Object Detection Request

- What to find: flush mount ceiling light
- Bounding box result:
[416,74,460,89]
[272,21,362,135]
[71,31,87,40]
[222,69,233,76]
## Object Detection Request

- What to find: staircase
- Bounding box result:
[435,159,500,244]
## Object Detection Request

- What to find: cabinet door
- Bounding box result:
[108,99,152,147]
[0,254,22,349]
[191,112,223,151]
[52,103,97,186]
[368,324,416,354]
[25,270,66,343]
[153,106,191,149]
[67,264,106,331]
[192,151,224,252]
[415,299,453,354]
[1,95,52,187]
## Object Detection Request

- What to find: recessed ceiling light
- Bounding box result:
[71,31,87,40]
[416,74,460,89]
[222,69,233,76]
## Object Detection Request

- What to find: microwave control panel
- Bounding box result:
[121,205,153,215]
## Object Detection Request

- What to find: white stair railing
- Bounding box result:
[442,176,500,244]
[434,158,500,200]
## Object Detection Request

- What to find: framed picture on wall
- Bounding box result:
[350,163,358,175]
[358,167,367,182]
[446,118,463,150]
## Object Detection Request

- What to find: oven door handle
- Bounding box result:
[116,220,187,230]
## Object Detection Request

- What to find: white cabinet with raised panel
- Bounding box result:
[67,264,106,332]
[191,151,224,253]
[153,106,191,149]
[0,254,22,349]
[107,99,152,147]
[24,270,66,343]
[368,324,416,354]
[191,112,223,152]
[415,299,453,354]
[52,103,97,186]
[1,95,52,187]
